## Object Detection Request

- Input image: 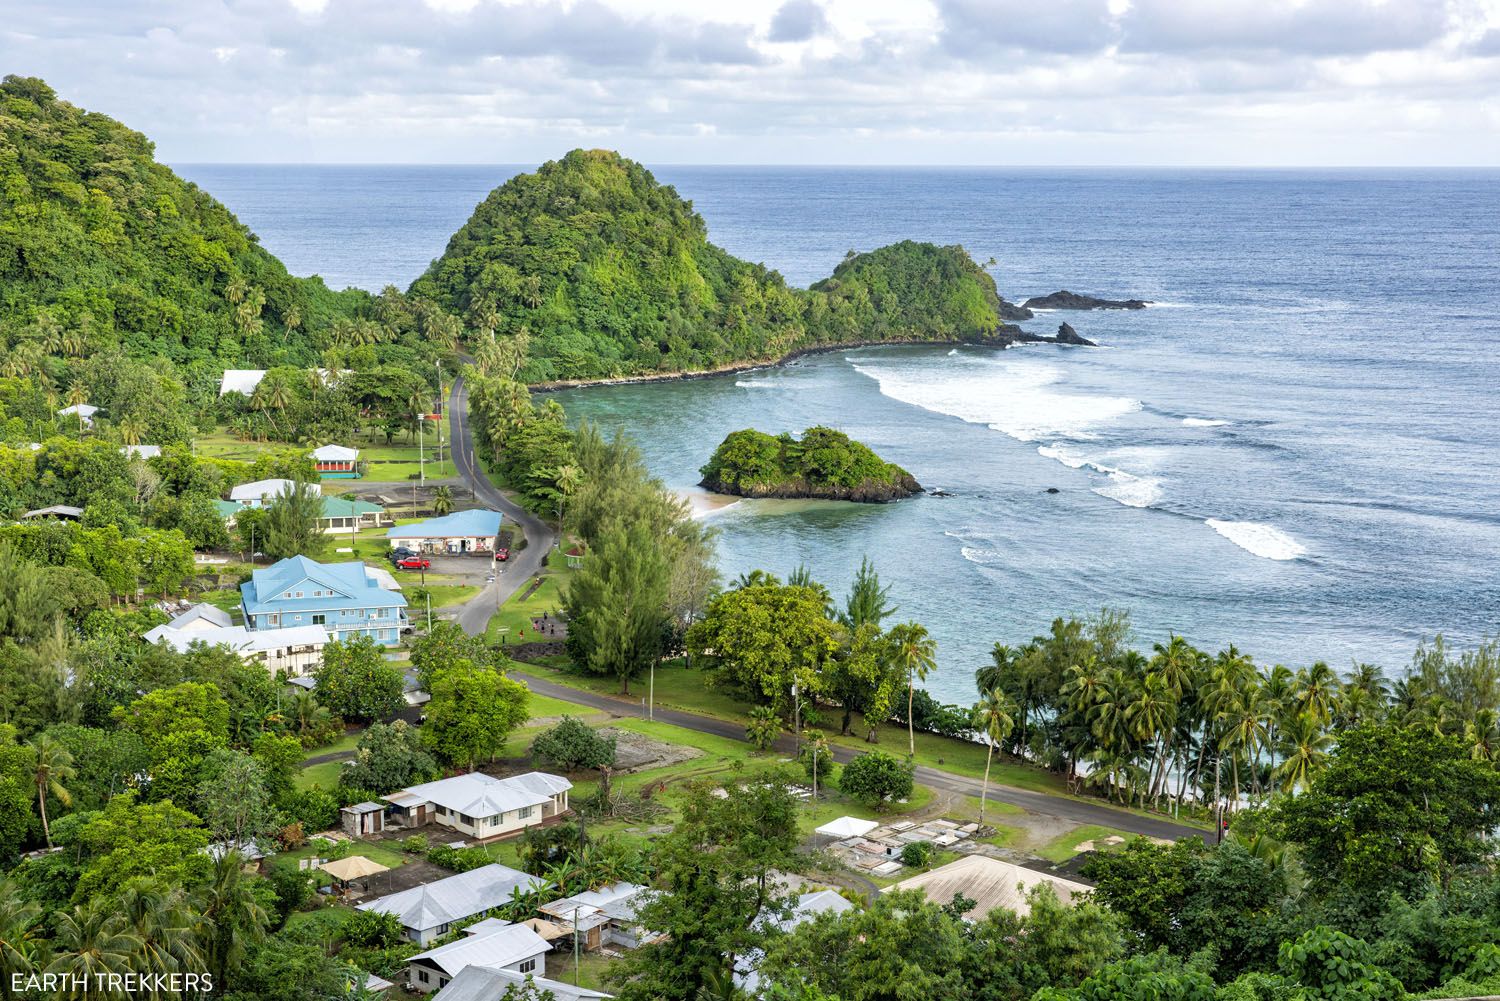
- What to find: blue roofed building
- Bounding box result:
[241,556,409,646]
[386,510,503,555]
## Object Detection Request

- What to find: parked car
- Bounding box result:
[391,546,417,558]
[494,548,510,562]
[395,556,431,570]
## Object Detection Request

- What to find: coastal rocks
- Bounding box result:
[700,473,923,504]
[929,488,954,498]
[1054,322,1096,346]
[1045,487,1061,494]
[1022,290,1150,310]
[998,297,1035,321]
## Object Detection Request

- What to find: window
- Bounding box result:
[312,614,326,625]
[518,959,536,975]
[417,971,429,985]
[517,805,533,820]
[460,814,473,825]
[295,591,303,598]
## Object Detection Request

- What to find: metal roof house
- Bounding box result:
[240,555,408,647]
[229,478,321,507]
[387,510,503,554]
[311,444,360,478]
[22,504,84,520]
[537,882,653,952]
[434,965,611,1001]
[406,922,550,994]
[883,855,1090,919]
[359,863,547,945]
[58,403,98,426]
[122,444,161,460]
[385,771,571,841]
[219,369,267,396]
[736,889,855,995]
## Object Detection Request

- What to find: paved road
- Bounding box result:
[510,670,1208,843]
[448,370,557,636]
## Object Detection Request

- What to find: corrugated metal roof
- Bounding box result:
[883,854,1090,918]
[360,865,544,932]
[398,771,571,819]
[434,965,611,1001]
[386,509,503,539]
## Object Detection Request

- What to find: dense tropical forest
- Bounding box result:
[699,426,922,501]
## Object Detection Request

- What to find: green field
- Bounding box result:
[194,429,456,482]
[1034,823,1137,863]
[488,549,576,644]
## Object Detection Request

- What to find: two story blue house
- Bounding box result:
[241,556,409,647]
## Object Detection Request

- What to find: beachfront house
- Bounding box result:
[383,771,571,841]
[311,444,360,478]
[144,602,330,676]
[387,510,503,555]
[239,555,408,646]
[406,920,551,994]
[359,864,547,945]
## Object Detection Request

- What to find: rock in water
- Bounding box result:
[998,297,1035,321]
[1054,322,1097,346]
[1022,290,1150,310]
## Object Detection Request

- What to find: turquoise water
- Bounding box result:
[177,165,1500,702]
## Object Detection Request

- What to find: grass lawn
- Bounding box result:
[487,549,576,644]
[305,729,364,759]
[1034,823,1137,863]
[195,428,457,481]
[545,951,614,992]
[297,759,346,790]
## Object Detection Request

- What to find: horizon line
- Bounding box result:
[168,161,1500,171]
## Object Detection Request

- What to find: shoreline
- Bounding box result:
[528,330,1031,393]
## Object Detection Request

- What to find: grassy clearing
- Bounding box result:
[488,549,576,644]
[304,729,363,759]
[545,951,614,992]
[195,428,457,481]
[1034,823,1136,863]
[297,759,346,790]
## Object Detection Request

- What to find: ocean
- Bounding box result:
[176,164,1500,703]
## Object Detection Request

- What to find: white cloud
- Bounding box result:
[0,0,1496,164]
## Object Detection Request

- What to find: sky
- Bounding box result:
[4,0,1500,166]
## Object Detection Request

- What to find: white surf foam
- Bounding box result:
[853,359,1140,443]
[947,348,960,356]
[735,379,782,389]
[1205,520,1306,561]
[1183,417,1230,427]
[1094,471,1164,509]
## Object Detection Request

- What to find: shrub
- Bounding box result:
[428,844,494,873]
[839,750,914,808]
[746,705,782,751]
[531,716,617,772]
[899,841,933,868]
[342,909,406,949]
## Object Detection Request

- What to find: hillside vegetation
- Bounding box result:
[699,426,922,502]
[410,149,1017,382]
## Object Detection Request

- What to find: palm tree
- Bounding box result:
[31,734,75,848]
[431,485,453,516]
[224,276,249,305]
[289,691,329,739]
[554,463,583,530]
[971,688,1016,824]
[1126,672,1178,807]
[1464,708,1499,762]
[193,852,269,987]
[1293,661,1339,724]
[46,899,141,1001]
[116,884,201,996]
[117,416,146,447]
[1273,712,1333,792]
[888,622,937,757]
[0,879,43,1001]
[282,304,302,343]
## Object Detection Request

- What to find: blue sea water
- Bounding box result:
[176,164,1500,702]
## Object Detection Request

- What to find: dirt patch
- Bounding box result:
[604,727,704,773]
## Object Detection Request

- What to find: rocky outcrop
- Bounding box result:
[1054,322,1096,346]
[998,297,1035,321]
[1022,290,1150,310]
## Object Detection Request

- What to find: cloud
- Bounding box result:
[0,0,1496,165]
[768,0,828,43]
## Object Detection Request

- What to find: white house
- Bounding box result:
[384,772,571,841]
[359,864,547,945]
[434,965,612,1001]
[229,478,321,507]
[122,444,162,460]
[58,403,99,427]
[143,603,330,676]
[386,510,503,555]
[219,369,267,396]
[736,889,855,995]
[407,922,551,994]
[311,444,360,478]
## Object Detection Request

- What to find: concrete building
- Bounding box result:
[407,922,550,994]
[433,965,611,1001]
[240,555,407,646]
[311,444,360,478]
[143,602,330,676]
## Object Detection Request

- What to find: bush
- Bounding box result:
[899,841,933,868]
[342,908,406,949]
[839,750,914,808]
[746,705,782,751]
[428,844,494,873]
[895,689,974,740]
[799,734,833,784]
[530,716,616,772]
[400,834,429,855]
[277,787,339,832]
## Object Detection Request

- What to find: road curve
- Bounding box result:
[510,669,1208,844]
[448,370,558,636]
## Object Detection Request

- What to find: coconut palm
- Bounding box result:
[224,276,249,305]
[971,687,1017,824]
[116,884,201,995]
[888,622,937,757]
[282,304,302,343]
[1293,661,1339,724]
[31,734,75,848]
[0,879,43,1001]
[46,899,140,1000]
[431,485,453,516]
[1126,672,1178,807]
[1274,712,1333,792]
[554,463,583,530]
[192,852,269,986]
[117,416,146,447]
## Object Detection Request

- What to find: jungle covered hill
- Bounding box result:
[409,149,1019,382]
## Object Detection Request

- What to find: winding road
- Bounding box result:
[448,370,557,636]
[445,364,1204,843]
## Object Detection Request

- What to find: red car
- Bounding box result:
[494,548,510,562]
[395,556,431,570]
